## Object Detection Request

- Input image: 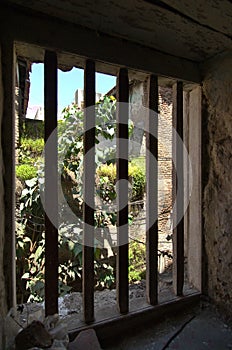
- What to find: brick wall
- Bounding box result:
[129,81,173,250]
[158,87,172,246]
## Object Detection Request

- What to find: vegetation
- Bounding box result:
[16,164,37,181]
[97,162,145,203]
[16,137,44,182]
[129,241,146,283]
[20,119,44,139]
[16,96,147,303]
[130,156,145,173]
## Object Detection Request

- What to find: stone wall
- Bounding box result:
[0,46,6,312]
[0,44,6,348]
[202,51,232,318]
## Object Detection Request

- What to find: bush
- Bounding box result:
[16,164,37,181]
[129,241,146,283]
[20,138,44,153]
[18,138,44,166]
[96,162,145,203]
[22,119,44,139]
[129,164,146,201]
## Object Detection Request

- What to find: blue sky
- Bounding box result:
[28,63,116,115]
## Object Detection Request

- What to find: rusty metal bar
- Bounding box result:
[116,68,129,314]
[44,50,58,315]
[146,75,159,305]
[83,59,95,323]
[172,81,184,296]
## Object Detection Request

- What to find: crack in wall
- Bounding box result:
[161,315,196,350]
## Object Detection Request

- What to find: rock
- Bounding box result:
[15,320,53,350]
[16,178,23,197]
[68,329,102,350]
[50,339,67,349]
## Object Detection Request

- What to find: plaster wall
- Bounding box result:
[188,86,202,291]
[202,51,232,317]
[0,46,6,312]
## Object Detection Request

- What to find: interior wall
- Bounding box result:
[0,44,7,348]
[202,51,232,318]
[0,45,6,313]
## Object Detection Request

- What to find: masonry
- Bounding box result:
[0,45,6,349]
[0,49,4,305]
[127,80,173,244]
[202,51,232,318]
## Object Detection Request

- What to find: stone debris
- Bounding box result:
[68,329,102,350]
[15,321,52,350]
[4,275,196,349]
[4,307,69,350]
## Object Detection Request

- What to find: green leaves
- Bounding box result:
[128,241,146,283]
[16,164,37,181]
[21,272,30,279]
[96,162,146,204]
[16,96,145,302]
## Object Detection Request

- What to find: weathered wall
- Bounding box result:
[0,44,6,348]
[0,46,6,312]
[202,51,232,318]
[187,86,202,291]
